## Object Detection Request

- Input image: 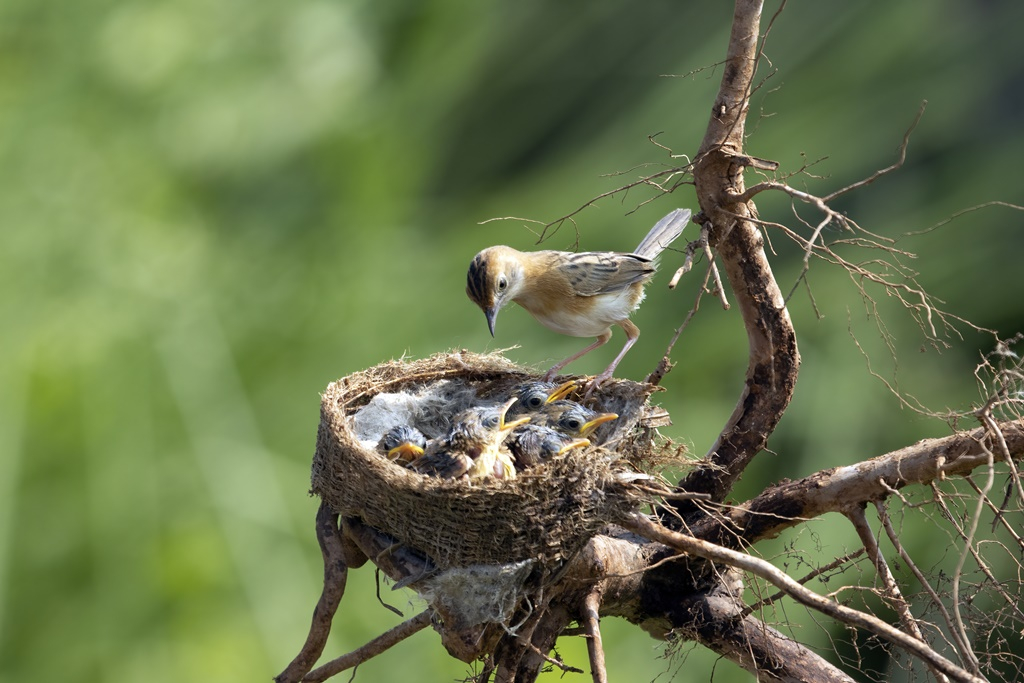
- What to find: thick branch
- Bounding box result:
[275,504,350,683]
[302,611,432,683]
[690,417,1024,547]
[679,0,800,509]
[696,0,762,160]
[674,592,856,683]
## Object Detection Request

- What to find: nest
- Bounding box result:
[311,350,664,574]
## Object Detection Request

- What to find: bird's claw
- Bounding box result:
[582,373,611,400]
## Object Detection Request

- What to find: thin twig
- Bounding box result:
[647,226,717,386]
[740,549,866,618]
[536,166,692,245]
[702,238,730,310]
[963,475,1024,551]
[931,482,1024,622]
[951,420,996,673]
[874,499,977,672]
[822,101,927,202]
[524,641,584,675]
[904,200,1024,237]
[846,505,951,683]
[581,591,608,683]
[667,238,699,289]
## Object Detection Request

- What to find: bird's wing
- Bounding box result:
[555,251,654,296]
[410,450,471,478]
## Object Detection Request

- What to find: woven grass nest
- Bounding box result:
[311,350,671,575]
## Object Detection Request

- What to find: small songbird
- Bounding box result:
[506,424,590,470]
[466,208,691,389]
[376,425,427,463]
[535,400,618,440]
[411,399,529,481]
[505,379,578,416]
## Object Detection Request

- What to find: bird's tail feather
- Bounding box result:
[633,208,692,259]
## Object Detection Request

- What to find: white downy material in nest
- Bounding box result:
[417,560,536,633]
[351,379,482,449]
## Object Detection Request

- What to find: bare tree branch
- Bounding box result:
[846,504,952,683]
[690,417,1024,547]
[301,611,433,683]
[625,514,988,683]
[581,591,608,683]
[274,504,351,683]
[678,0,801,511]
[873,500,977,671]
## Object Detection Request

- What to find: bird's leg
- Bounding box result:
[585,320,639,397]
[542,330,612,382]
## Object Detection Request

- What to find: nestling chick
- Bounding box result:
[505,379,578,416]
[506,424,590,470]
[466,208,691,390]
[535,400,618,439]
[410,399,529,481]
[376,425,427,463]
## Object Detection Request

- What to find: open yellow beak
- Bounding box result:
[387,442,425,462]
[545,379,578,403]
[498,398,532,432]
[579,412,618,438]
[557,438,591,455]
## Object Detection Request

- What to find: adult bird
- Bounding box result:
[466,208,691,390]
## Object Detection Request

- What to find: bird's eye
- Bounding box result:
[565,418,582,430]
[497,276,507,291]
[527,396,543,409]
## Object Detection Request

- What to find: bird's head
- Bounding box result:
[466,246,525,337]
[547,401,618,438]
[508,379,578,414]
[377,425,427,462]
[449,398,531,456]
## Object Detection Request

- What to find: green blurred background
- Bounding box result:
[2,1,1022,681]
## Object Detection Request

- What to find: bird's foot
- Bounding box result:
[541,368,561,383]
[582,372,612,400]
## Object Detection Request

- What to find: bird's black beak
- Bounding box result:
[485,306,498,337]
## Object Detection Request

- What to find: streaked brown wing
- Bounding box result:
[555,251,654,296]
[410,450,471,478]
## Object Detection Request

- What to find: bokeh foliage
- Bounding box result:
[1,1,1022,681]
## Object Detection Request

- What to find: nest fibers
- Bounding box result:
[312,350,666,574]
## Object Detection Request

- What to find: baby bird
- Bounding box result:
[505,379,578,416]
[536,400,618,440]
[376,425,427,463]
[466,208,691,390]
[411,399,528,481]
[506,424,590,470]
